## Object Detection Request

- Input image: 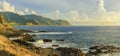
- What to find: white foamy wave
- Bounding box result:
[81,48,89,53]
[29,40,77,48]
[26,32,72,35]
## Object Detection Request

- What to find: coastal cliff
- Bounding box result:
[0,12,71,26]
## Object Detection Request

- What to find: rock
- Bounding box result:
[12,39,35,47]
[12,39,85,56]
[37,30,48,32]
[0,35,38,56]
[52,45,60,47]
[0,50,15,56]
[19,29,33,33]
[22,34,36,42]
[43,39,53,42]
[56,39,65,42]
[86,45,120,56]
[56,47,85,56]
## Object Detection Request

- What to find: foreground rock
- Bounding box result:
[86,45,120,56]
[56,47,85,56]
[0,35,37,56]
[12,39,85,56]
[0,24,23,37]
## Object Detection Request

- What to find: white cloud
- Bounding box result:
[98,0,106,13]
[16,10,25,15]
[31,10,37,14]
[42,10,62,20]
[0,1,38,15]
[65,10,81,23]
[1,1,15,12]
[43,0,120,26]
[24,8,30,14]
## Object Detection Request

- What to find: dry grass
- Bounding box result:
[0,24,23,37]
[0,35,38,56]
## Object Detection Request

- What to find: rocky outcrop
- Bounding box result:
[0,35,38,56]
[56,47,85,56]
[0,24,22,37]
[12,39,85,56]
[86,45,120,56]
[21,34,36,42]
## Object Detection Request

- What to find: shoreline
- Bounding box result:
[0,25,120,56]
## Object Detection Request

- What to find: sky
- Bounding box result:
[0,0,120,26]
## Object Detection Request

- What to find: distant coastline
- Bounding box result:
[0,12,71,26]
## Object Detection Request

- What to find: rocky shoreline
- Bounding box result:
[0,25,120,56]
[0,25,85,56]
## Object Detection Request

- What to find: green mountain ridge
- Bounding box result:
[0,12,71,26]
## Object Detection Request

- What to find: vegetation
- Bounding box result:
[0,12,71,26]
[0,50,15,56]
[0,35,37,56]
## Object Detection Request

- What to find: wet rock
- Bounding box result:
[43,39,53,42]
[12,39,34,47]
[86,45,120,56]
[52,45,60,47]
[12,39,85,56]
[56,39,65,42]
[22,34,36,42]
[56,47,85,56]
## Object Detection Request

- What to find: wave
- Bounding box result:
[29,39,77,48]
[26,32,72,35]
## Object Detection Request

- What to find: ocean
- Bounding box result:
[14,26,120,48]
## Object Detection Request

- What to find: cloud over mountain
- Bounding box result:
[0,1,37,15]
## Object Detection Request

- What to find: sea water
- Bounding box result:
[14,26,120,55]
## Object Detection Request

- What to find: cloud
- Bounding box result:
[16,10,25,15]
[31,10,37,14]
[42,10,62,20]
[98,0,106,13]
[1,0,120,25]
[0,1,15,12]
[24,8,30,14]
[42,0,120,26]
[0,1,38,15]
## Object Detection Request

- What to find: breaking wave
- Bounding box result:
[27,32,72,35]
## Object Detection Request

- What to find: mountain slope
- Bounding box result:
[22,15,71,25]
[22,15,58,25]
[0,12,71,26]
[0,12,27,25]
